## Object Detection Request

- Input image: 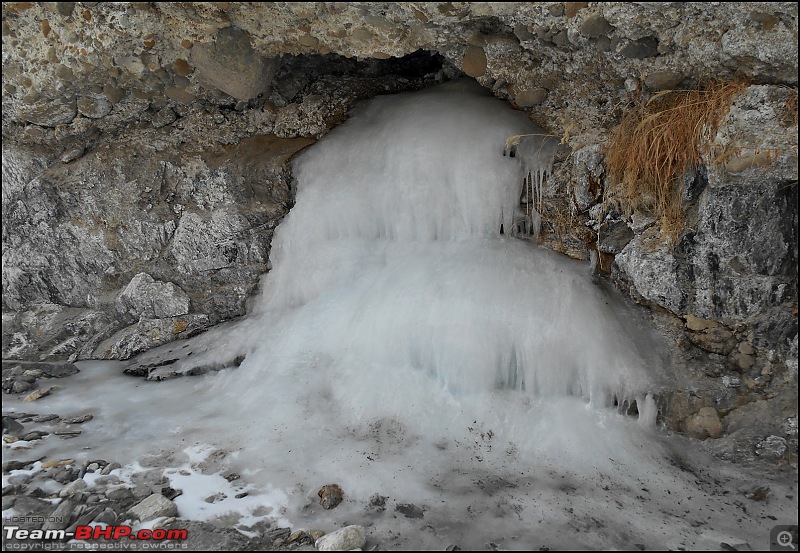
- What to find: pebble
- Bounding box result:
[318,483,344,510]
[396,502,425,519]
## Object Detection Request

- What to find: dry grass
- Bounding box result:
[604,80,749,239]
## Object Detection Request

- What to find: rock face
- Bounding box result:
[1,3,797,456]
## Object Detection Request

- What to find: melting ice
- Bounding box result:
[4,81,795,550]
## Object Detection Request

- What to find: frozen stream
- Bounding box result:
[3,81,797,550]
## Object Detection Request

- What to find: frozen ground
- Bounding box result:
[3,81,797,550]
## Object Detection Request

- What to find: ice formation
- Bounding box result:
[5,80,794,550]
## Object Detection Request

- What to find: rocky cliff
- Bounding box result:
[2,2,797,461]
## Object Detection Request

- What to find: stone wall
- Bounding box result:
[2,2,797,459]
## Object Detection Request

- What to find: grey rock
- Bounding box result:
[18,96,77,127]
[9,496,53,517]
[617,36,660,58]
[63,414,93,424]
[2,416,24,434]
[59,478,88,497]
[644,71,685,90]
[92,509,118,525]
[191,26,279,100]
[56,2,75,16]
[151,107,177,128]
[614,227,686,314]
[11,380,33,393]
[77,95,112,119]
[315,525,367,552]
[102,462,122,475]
[580,15,613,38]
[20,430,47,441]
[105,486,135,502]
[755,435,787,459]
[61,147,85,163]
[43,499,77,531]
[598,220,634,254]
[94,315,210,360]
[7,473,32,486]
[514,87,548,107]
[127,493,178,521]
[116,273,190,322]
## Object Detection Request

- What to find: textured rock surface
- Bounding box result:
[1,2,797,455]
[315,525,367,552]
[127,493,178,521]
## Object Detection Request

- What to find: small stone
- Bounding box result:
[41,458,75,469]
[57,2,75,16]
[551,30,569,47]
[2,416,24,435]
[315,525,366,552]
[77,95,112,118]
[20,431,47,441]
[310,530,325,540]
[60,147,85,163]
[106,486,134,502]
[462,46,487,78]
[368,493,387,511]
[738,342,755,355]
[60,478,88,498]
[165,87,195,105]
[722,375,741,388]
[23,387,56,402]
[92,508,118,525]
[191,26,279,100]
[12,380,33,393]
[396,502,425,518]
[644,71,685,90]
[43,499,77,531]
[103,85,125,104]
[101,462,121,475]
[64,414,93,424]
[151,107,177,128]
[618,36,660,59]
[3,459,35,472]
[514,87,548,107]
[318,483,344,510]
[729,351,754,371]
[742,485,770,501]
[287,530,312,544]
[598,220,634,254]
[7,473,32,486]
[580,15,613,38]
[755,436,787,459]
[127,493,178,521]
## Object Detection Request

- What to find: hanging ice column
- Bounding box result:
[503,131,557,237]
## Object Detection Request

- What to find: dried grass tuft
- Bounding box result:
[604,80,749,239]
